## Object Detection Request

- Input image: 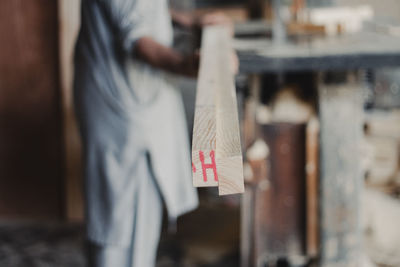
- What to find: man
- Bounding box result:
[74,0,230,266]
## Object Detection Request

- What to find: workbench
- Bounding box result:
[235,23,400,267]
[235,30,400,73]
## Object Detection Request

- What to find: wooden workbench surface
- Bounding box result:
[234,27,400,72]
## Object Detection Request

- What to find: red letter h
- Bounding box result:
[199,150,218,182]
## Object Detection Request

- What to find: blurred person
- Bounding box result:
[73,0,230,266]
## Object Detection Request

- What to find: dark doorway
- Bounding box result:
[0,0,64,219]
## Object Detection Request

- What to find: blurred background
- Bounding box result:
[1,0,400,266]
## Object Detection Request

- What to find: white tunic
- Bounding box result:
[74,0,198,247]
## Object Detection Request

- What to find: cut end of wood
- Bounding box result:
[217,156,245,195]
[192,149,219,187]
[193,179,219,187]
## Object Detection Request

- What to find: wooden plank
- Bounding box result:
[192,26,219,188]
[214,26,244,195]
[192,25,244,195]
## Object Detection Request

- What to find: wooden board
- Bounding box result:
[192,25,244,195]
[191,25,218,188]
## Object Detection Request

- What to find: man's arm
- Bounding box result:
[169,9,233,30]
[134,37,198,77]
[133,12,233,77]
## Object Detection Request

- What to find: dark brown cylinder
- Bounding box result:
[256,123,307,260]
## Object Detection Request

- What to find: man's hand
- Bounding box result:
[135,37,199,78]
[170,9,234,33]
[135,12,236,77]
[197,13,238,74]
[197,12,231,27]
[195,12,234,36]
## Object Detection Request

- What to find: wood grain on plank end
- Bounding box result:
[217,156,245,195]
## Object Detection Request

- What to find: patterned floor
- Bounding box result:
[0,222,85,267]
[0,196,240,267]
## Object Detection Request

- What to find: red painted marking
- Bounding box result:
[199,150,218,182]
[192,162,196,173]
